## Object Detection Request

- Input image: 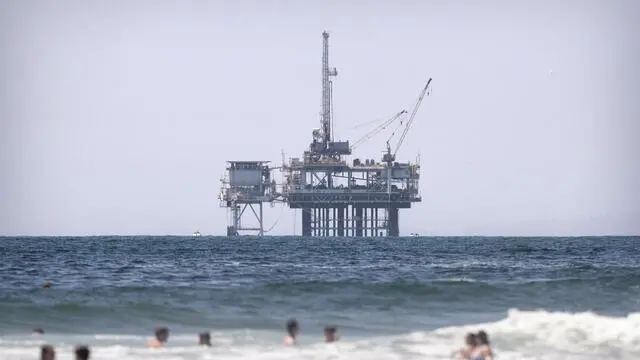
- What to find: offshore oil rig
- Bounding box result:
[219,31,431,237]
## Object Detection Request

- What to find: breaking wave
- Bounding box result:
[2,309,639,359]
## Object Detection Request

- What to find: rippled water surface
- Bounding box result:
[0,236,638,359]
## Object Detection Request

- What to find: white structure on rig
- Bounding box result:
[219,161,277,236]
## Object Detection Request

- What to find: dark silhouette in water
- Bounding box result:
[147,327,170,347]
[74,345,90,360]
[454,332,478,359]
[324,326,339,342]
[475,330,494,359]
[283,318,299,345]
[199,332,211,346]
[40,345,55,360]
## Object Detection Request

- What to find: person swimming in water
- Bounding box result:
[146,327,169,348]
[473,330,493,360]
[199,332,212,346]
[40,345,55,360]
[324,326,339,343]
[283,318,299,345]
[453,332,477,359]
[32,328,45,335]
[74,345,90,360]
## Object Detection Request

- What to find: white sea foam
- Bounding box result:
[2,309,639,359]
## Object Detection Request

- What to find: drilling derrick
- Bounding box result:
[309,31,349,162]
[321,31,335,145]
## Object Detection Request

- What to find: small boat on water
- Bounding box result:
[410,232,419,237]
[192,231,202,237]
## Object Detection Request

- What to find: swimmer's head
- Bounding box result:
[155,327,170,342]
[465,332,477,347]
[74,345,90,360]
[42,282,52,289]
[40,345,55,360]
[477,330,489,345]
[199,332,211,346]
[33,328,45,335]
[285,319,299,337]
[324,326,338,342]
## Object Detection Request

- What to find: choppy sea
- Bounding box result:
[0,236,638,359]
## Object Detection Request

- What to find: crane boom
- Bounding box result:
[392,78,432,157]
[351,110,407,150]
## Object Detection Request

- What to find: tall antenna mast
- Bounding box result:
[321,31,338,145]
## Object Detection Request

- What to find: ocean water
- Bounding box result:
[0,236,639,359]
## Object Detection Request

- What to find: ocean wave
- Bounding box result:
[1,309,638,359]
[425,309,640,359]
[1,274,638,332]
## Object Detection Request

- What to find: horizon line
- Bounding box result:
[0,234,638,238]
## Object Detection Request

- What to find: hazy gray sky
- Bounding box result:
[1,0,638,236]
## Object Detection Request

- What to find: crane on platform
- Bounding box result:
[383,78,432,164]
[350,110,407,151]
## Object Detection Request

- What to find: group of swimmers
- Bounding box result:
[145,318,339,348]
[34,329,91,360]
[453,330,494,360]
[34,318,339,359]
[35,322,491,359]
[282,318,340,345]
[39,344,89,360]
